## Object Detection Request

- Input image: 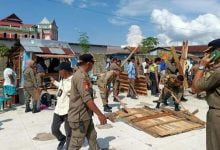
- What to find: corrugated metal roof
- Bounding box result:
[20,38,74,55]
[106,46,130,54]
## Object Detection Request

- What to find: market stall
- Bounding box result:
[9,38,75,104]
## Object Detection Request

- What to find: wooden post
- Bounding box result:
[170,46,188,88]
[120,46,139,68]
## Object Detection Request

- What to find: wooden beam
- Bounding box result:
[121,46,139,67]
[170,46,189,88]
[131,112,172,123]
[143,118,186,129]
[180,41,189,88]
[161,108,205,125]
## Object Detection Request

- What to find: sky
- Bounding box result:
[1,0,220,46]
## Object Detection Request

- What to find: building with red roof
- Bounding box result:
[0,13,58,40]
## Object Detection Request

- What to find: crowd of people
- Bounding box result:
[1,38,220,150]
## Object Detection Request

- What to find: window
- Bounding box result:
[3,33,7,38]
[24,34,27,38]
[31,35,35,39]
[14,34,18,39]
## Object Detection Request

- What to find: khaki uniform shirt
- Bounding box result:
[110,63,121,80]
[165,75,183,99]
[23,67,38,88]
[196,67,220,109]
[97,71,116,88]
[110,63,121,71]
[68,68,93,123]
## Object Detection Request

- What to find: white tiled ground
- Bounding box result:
[0,86,208,150]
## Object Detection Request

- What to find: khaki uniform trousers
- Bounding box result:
[68,119,99,150]
[128,79,136,97]
[113,79,120,97]
[24,87,37,105]
[97,84,109,106]
[206,109,220,150]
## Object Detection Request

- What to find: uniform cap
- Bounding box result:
[79,54,95,63]
[55,62,72,71]
[204,39,220,52]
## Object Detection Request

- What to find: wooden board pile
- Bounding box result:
[110,107,205,137]
[119,72,148,95]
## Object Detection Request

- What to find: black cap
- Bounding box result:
[79,54,95,63]
[55,62,72,71]
[204,39,220,52]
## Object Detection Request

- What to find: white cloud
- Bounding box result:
[78,0,107,8]
[108,17,129,26]
[114,0,220,17]
[126,25,143,47]
[62,0,74,5]
[151,9,220,46]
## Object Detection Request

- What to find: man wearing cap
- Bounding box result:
[68,54,107,150]
[192,39,220,150]
[50,62,73,150]
[97,70,120,112]
[110,58,122,102]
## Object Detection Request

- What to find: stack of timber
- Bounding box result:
[119,72,148,95]
[110,107,205,137]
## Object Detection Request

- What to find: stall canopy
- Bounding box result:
[20,38,74,56]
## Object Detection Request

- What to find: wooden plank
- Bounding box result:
[170,46,188,88]
[162,108,205,125]
[111,107,205,137]
[180,41,189,88]
[131,112,172,123]
[144,118,186,129]
[121,47,139,67]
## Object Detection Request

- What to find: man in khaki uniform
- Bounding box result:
[68,54,107,150]
[156,74,184,111]
[110,58,121,102]
[192,39,220,150]
[23,60,39,113]
[97,70,120,112]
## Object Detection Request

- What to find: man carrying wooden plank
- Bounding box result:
[156,74,184,111]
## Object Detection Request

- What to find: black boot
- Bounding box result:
[107,104,112,109]
[174,103,180,111]
[57,137,66,150]
[163,99,168,106]
[25,104,32,113]
[156,102,161,109]
[32,104,40,113]
[104,105,112,112]
[181,96,188,102]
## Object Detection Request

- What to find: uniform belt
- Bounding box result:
[209,106,220,110]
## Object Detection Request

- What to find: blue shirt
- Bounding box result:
[127,62,136,79]
[160,62,166,71]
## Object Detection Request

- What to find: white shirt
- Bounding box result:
[142,62,147,74]
[3,68,17,86]
[54,75,73,116]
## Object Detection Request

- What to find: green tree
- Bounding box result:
[141,37,159,52]
[0,44,10,57]
[79,32,90,53]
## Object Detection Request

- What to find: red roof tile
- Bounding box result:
[175,45,208,53]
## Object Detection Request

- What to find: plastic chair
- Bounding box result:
[0,96,4,111]
[0,86,12,111]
